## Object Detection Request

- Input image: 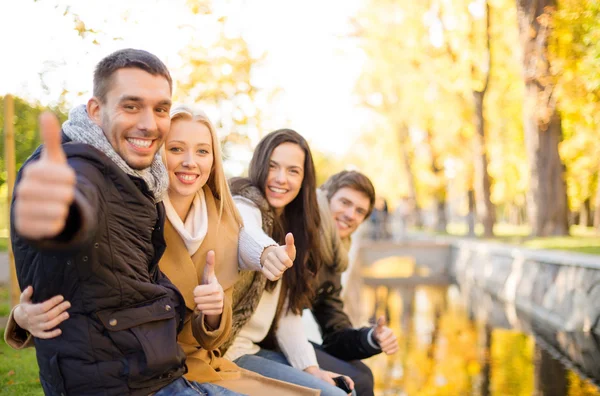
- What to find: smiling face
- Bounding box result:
[264,142,305,215]
[88,68,172,170]
[329,187,371,238]
[165,118,214,199]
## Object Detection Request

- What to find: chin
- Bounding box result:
[126,157,155,170]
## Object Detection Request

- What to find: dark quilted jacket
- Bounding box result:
[11,135,187,396]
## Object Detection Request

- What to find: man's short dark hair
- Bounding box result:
[321,170,376,218]
[93,48,173,103]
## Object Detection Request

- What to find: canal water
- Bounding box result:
[358,279,600,395]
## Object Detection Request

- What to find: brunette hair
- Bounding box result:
[93,48,173,103]
[248,129,322,314]
[321,170,376,218]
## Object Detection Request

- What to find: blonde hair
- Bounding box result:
[168,104,242,227]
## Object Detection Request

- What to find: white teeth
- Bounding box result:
[269,187,287,194]
[178,174,197,181]
[127,138,152,148]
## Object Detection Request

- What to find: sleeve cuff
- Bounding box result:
[238,227,277,271]
[366,327,381,350]
[286,346,319,371]
[4,306,34,350]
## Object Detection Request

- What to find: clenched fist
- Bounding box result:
[14,112,76,239]
[260,232,296,281]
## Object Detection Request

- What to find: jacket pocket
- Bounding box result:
[96,296,186,389]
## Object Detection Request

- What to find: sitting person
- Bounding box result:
[311,171,399,396]
[223,129,354,396]
[8,48,202,395]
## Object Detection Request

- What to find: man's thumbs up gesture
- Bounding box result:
[15,112,76,239]
[193,251,224,329]
[372,316,399,355]
[260,232,296,281]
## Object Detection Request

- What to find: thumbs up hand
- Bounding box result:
[193,251,224,328]
[260,233,296,281]
[372,316,399,355]
[14,112,76,239]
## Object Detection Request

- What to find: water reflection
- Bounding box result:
[360,281,600,395]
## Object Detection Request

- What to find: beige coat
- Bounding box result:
[159,185,318,395]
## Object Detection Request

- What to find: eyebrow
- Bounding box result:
[119,95,143,103]
[168,140,211,146]
[119,96,172,107]
[270,160,303,171]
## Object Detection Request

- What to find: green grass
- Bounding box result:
[0,330,42,395]
[0,238,7,252]
[426,223,600,255]
[0,287,9,317]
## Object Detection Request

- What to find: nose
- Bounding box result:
[182,150,197,168]
[344,206,356,221]
[138,108,158,133]
[274,169,286,184]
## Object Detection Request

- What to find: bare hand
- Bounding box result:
[14,112,75,239]
[304,366,354,394]
[13,286,71,339]
[260,233,296,281]
[373,316,399,355]
[193,250,224,326]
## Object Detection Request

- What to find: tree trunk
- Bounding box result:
[510,204,522,226]
[435,198,447,233]
[397,125,423,228]
[516,0,569,236]
[472,1,496,238]
[473,89,496,237]
[424,128,447,233]
[580,197,591,227]
[594,173,600,229]
[467,188,476,236]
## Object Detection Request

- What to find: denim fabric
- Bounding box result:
[153,377,246,396]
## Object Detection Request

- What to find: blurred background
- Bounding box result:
[1,0,600,394]
[1,0,600,244]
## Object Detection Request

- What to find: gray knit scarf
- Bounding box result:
[62,105,169,202]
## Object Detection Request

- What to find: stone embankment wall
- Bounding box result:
[451,240,600,333]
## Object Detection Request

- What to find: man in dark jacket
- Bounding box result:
[311,171,399,396]
[11,49,233,396]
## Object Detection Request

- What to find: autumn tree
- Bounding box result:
[549,0,600,230]
[176,0,266,142]
[515,0,569,236]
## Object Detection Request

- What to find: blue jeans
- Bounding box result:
[234,349,354,396]
[154,377,246,396]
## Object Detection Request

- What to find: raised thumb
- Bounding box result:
[376,315,386,329]
[202,250,216,285]
[40,111,65,163]
[285,233,295,256]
